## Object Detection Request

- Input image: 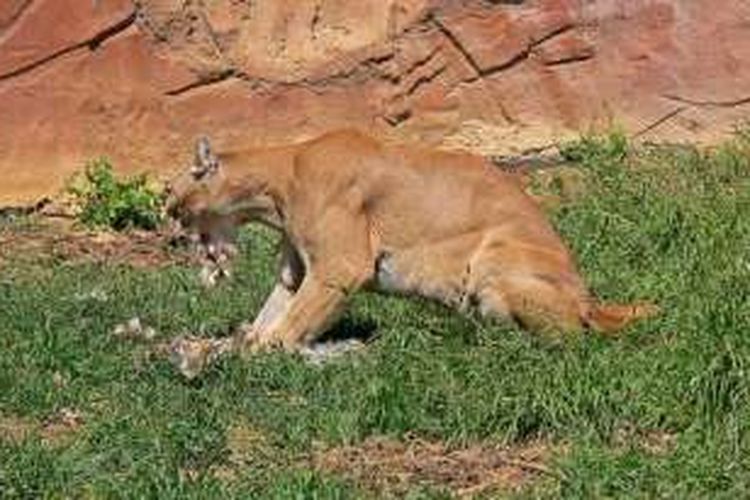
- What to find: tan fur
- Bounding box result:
[166,130,658,356]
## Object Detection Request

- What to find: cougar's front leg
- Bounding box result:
[248,284,293,333]
[239,236,304,342]
[239,206,373,353]
[246,275,352,352]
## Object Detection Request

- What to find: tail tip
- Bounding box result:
[587,301,660,335]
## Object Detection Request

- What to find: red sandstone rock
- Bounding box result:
[0,0,133,76]
[0,0,749,203]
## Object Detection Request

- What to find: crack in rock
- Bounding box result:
[429,13,482,77]
[163,49,398,97]
[382,108,413,127]
[155,3,584,107]
[164,68,240,96]
[632,106,687,138]
[0,0,35,33]
[431,11,578,83]
[542,51,595,67]
[403,64,447,98]
[392,46,441,85]
[662,93,750,108]
[475,24,576,79]
[0,10,137,84]
[310,2,322,40]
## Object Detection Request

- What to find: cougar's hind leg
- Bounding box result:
[476,271,656,337]
[476,273,586,335]
[507,274,585,335]
[467,235,590,335]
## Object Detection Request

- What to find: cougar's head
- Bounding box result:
[165,136,222,217]
[165,136,237,287]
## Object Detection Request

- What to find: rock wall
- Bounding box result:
[1,0,749,203]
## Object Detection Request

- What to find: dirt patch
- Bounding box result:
[39,408,85,447]
[226,422,274,465]
[201,420,287,484]
[313,436,563,497]
[0,216,196,268]
[612,425,677,456]
[0,414,35,443]
[0,408,84,447]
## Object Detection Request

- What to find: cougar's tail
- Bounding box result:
[585,302,660,335]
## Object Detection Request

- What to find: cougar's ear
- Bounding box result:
[191,136,220,179]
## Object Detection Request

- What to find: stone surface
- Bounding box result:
[1,0,749,203]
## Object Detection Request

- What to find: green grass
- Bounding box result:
[1,132,749,498]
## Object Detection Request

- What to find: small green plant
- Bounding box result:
[67,158,163,231]
[560,129,629,165]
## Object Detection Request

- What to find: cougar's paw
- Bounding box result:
[235,324,287,357]
[169,335,233,380]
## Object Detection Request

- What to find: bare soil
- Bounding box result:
[0,216,196,268]
[313,436,563,497]
[0,408,84,447]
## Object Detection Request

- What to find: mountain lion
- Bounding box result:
[165,130,657,377]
